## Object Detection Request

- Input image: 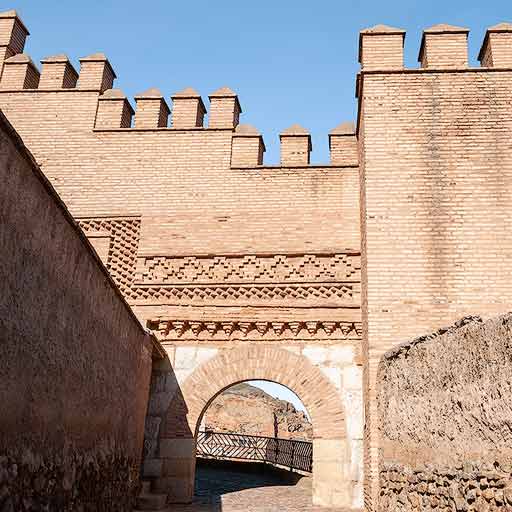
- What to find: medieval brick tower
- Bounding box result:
[1,9,512,511]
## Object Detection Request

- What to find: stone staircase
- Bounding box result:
[133,480,168,511]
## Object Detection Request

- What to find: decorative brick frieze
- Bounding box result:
[135,253,360,284]
[147,318,362,342]
[131,282,359,305]
[77,220,361,308]
[76,222,361,307]
[130,252,361,305]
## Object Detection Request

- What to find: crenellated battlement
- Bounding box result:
[40,54,78,89]
[358,21,512,75]
[357,18,512,512]
[3,9,512,511]
[418,24,469,69]
[0,9,28,72]
[478,22,512,67]
[1,7,512,172]
[0,9,359,168]
[2,10,511,170]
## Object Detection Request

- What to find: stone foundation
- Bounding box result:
[0,448,138,512]
[380,462,512,512]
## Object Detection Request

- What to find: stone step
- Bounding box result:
[135,492,168,510]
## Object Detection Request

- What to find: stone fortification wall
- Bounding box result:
[0,110,156,511]
[377,315,512,512]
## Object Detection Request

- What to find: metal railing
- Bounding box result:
[196,431,313,473]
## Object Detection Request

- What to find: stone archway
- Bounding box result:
[156,346,354,508]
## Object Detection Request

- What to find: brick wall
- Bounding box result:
[358,24,512,510]
[0,90,359,255]
[0,111,156,511]
[0,9,363,509]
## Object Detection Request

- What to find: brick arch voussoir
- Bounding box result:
[174,346,346,439]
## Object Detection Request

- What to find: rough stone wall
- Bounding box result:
[0,111,155,511]
[358,26,512,509]
[377,314,512,512]
[0,10,363,509]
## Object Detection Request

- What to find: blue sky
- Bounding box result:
[12,0,511,163]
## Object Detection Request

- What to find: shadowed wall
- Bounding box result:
[0,111,155,512]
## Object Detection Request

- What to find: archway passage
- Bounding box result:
[157,346,354,509]
[198,379,312,470]
[193,380,313,509]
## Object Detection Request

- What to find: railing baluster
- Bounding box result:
[196,431,312,473]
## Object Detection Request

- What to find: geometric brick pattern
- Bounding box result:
[77,218,362,312]
[132,283,358,304]
[0,10,366,508]
[136,253,360,284]
[76,219,361,310]
[77,216,141,297]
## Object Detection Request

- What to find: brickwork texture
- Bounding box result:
[358,22,512,511]
[1,9,511,512]
[0,8,362,509]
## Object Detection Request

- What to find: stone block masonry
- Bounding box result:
[0,108,160,511]
[377,315,512,512]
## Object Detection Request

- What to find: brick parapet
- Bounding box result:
[40,54,78,89]
[0,10,28,78]
[418,24,469,69]
[171,87,206,128]
[478,23,512,67]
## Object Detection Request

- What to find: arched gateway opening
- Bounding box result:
[157,346,353,508]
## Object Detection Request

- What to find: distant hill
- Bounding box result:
[203,382,313,441]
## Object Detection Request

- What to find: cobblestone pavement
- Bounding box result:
[169,459,348,512]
